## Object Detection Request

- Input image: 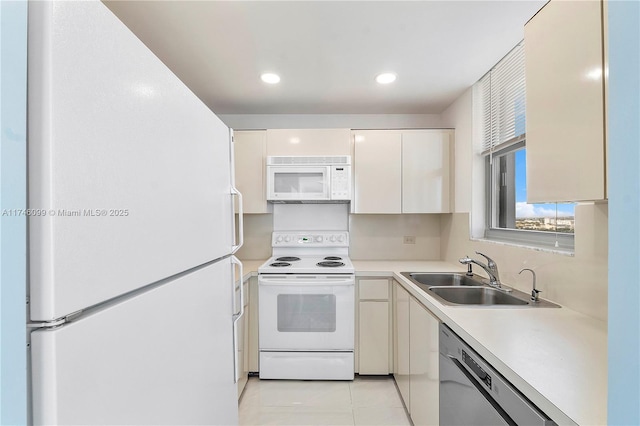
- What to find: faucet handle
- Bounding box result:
[475,251,496,268]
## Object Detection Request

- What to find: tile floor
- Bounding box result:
[239,376,411,426]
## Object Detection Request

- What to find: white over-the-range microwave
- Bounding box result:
[266,156,351,202]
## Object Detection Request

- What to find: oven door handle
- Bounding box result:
[259,277,354,286]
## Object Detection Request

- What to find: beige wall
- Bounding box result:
[440,84,608,322]
[235,214,273,260]
[349,214,441,260]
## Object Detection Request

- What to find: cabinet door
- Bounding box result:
[248,276,259,372]
[409,297,439,426]
[358,301,390,374]
[353,131,402,213]
[525,0,605,202]
[393,282,411,411]
[402,130,451,213]
[234,131,268,213]
[266,129,351,156]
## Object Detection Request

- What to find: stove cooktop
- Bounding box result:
[259,255,354,274]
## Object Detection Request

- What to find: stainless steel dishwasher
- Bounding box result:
[439,324,556,425]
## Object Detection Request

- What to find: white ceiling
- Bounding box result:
[104,1,545,115]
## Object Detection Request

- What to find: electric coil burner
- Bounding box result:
[276,256,301,262]
[269,262,291,267]
[258,231,355,380]
[317,261,346,267]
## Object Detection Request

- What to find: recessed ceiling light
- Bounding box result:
[375,73,397,84]
[261,73,281,84]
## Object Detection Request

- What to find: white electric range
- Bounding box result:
[258,231,355,380]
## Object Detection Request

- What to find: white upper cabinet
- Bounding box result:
[402,130,451,213]
[525,0,606,202]
[234,130,269,214]
[353,129,452,214]
[266,129,350,156]
[353,130,402,213]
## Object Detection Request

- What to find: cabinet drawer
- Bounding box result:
[359,279,389,300]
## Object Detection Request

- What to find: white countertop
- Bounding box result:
[242,259,607,425]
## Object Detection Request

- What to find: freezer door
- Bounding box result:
[28,0,235,321]
[31,259,238,425]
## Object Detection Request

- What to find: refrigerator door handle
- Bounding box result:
[229,128,244,254]
[231,255,244,384]
[231,187,244,254]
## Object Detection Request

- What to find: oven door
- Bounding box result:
[258,275,354,351]
[266,166,331,201]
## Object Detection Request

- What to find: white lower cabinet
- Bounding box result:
[393,282,411,411]
[357,278,391,374]
[409,297,439,426]
[393,281,440,425]
[248,276,259,373]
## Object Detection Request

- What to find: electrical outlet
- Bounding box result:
[403,236,416,244]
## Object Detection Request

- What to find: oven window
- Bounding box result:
[277,294,337,332]
[274,172,324,194]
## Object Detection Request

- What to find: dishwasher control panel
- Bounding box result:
[463,349,492,389]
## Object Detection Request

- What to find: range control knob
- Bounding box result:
[330,235,337,242]
[315,236,323,243]
[276,236,283,243]
[338,235,345,242]
[284,235,291,243]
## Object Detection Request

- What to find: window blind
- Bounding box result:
[479,41,526,155]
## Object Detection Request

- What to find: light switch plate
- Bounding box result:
[403,236,416,244]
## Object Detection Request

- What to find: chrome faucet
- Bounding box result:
[459,252,506,290]
[519,268,540,302]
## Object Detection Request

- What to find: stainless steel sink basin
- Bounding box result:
[400,272,485,288]
[400,272,560,308]
[429,287,529,306]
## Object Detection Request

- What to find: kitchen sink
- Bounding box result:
[400,272,560,308]
[429,287,529,306]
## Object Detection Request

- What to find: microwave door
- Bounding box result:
[268,166,330,201]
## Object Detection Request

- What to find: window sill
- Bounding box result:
[471,237,575,257]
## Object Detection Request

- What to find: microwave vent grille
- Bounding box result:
[267,156,351,166]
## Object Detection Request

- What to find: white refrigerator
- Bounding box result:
[27,1,243,424]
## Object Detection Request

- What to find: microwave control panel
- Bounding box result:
[331,165,351,200]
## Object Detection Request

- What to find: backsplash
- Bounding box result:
[440,203,608,322]
[349,214,441,260]
[237,212,443,262]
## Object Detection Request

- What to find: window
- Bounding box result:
[478,42,575,250]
